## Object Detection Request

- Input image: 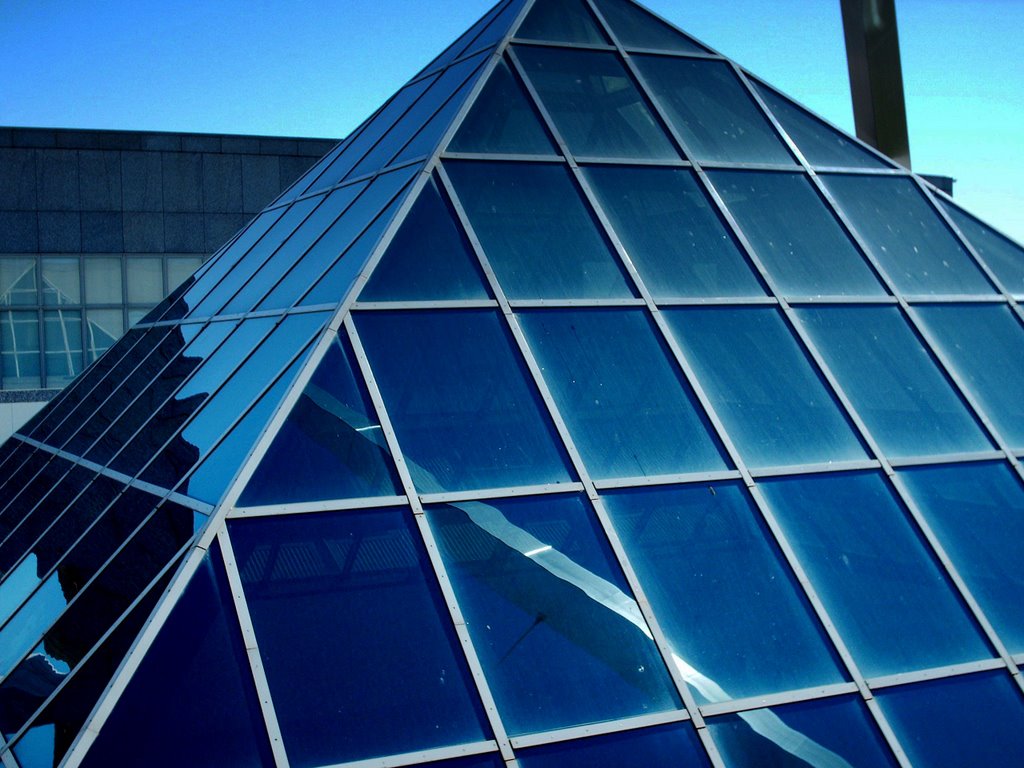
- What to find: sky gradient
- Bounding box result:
[1,0,1021,243]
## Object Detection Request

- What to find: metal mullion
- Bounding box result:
[785,295,897,305]
[509,37,617,52]
[441,151,564,163]
[613,46,723,61]
[593,469,742,490]
[0,441,60,523]
[699,682,860,719]
[507,297,645,308]
[654,296,778,307]
[695,160,804,173]
[418,482,585,505]
[903,293,1006,304]
[135,302,338,328]
[866,658,1009,692]
[509,709,692,750]
[228,495,410,519]
[284,155,428,210]
[320,741,501,768]
[886,450,1007,468]
[575,155,690,167]
[343,317,518,764]
[352,300,499,311]
[749,459,883,479]
[0,443,79,541]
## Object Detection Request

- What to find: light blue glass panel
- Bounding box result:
[591,0,710,54]
[583,166,765,298]
[633,57,795,165]
[520,309,729,479]
[602,482,845,702]
[515,47,678,160]
[665,307,867,468]
[940,199,1024,294]
[797,306,992,458]
[356,310,573,492]
[428,493,681,735]
[520,723,710,767]
[821,175,994,295]
[877,671,1024,768]
[516,0,610,45]
[760,471,993,678]
[709,171,884,296]
[446,161,635,299]
[915,304,1024,450]
[43,309,83,387]
[899,461,1024,654]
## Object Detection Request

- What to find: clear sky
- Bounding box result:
[1,0,1021,243]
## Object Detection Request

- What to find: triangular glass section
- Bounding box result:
[448,58,558,156]
[940,199,1024,295]
[516,0,610,45]
[591,0,711,54]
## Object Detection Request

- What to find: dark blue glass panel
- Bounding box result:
[592,0,711,53]
[360,175,491,301]
[583,166,764,298]
[634,57,795,165]
[899,461,1024,654]
[428,494,681,735]
[409,757,504,768]
[709,171,884,296]
[665,307,867,468]
[708,695,898,768]
[356,310,573,492]
[940,199,1024,294]
[916,304,1024,450]
[515,47,678,160]
[602,482,844,702]
[516,0,610,44]
[520,722,710,767]
[231,508,489,767]
[760,472,992,677]
[821,175,994,295]
[798,306,991,458]
[448,58,557,156]
[0,455,70,546]
[73,547,275,768]
[446,161,635,299]
[520,309,728,479]
[240,334,401,507]
[877,671,1024,768]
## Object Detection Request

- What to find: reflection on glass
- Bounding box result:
[592,0,710,53]
[516,0,609,44]
[520,722,709,767]
[940,199,1024,295]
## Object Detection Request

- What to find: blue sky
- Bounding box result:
[1,0,1021,243]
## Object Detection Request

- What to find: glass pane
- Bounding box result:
[709,171,884,296]
[516,0,609,44]
[759,471,993,678]
[520,309,728,479]
[602,482,845,702]
[428,493,681,734]
[583,166,764,298]
[877,671,1024,768]
[41,258,80,305]
[2,310,41,389]
[448,58,557,156]
[899,461,1024,654]
[916,304,1024,450]
[417,0,512,76]
[634,57,795,165]
[167,256,202,292]
[0,258,36,306]
[230,508,489,767]
[516,47,678,160]
[940,199,1024,295]
[665,307,867,468]
[73,548,276,768]
[708,695,898,768]
[0,452,54,535]
[520,723,710,767]
[125,258,163,304]
[446,161,634,299]
[43,309,83,386]
[821,175,994,295]
[797,306,992,458]
[592,0,710,53]
[356,309,573,493]
[753,82,890,170]
[83,257,122,304]
[86,308,123,362]
[360,174,491,301]
[240,334,401,507]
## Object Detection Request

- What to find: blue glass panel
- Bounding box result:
[877,671,1024,768]
[448,58,557,156]
[708,695,898,768]
[520,309,728,479]
[634,57,795,165]
[0,455,70,545]
[760,472,992,677]
[602,482,844,702]
[360,175,491,301]
[446,161,635,299]
[1,310,41,389]
[583,166,764,298]
[515,47,678,160]
[408,757,504,768]
[591,0,711,54]
[940,199,1024,294]
[356,310,573,492]
[899,461,1024,654]
[916,304,1024,450]
[231,508,489,767]
[797,306,991,458]
[709,171,884,296]
[665,307,867,468]
[428,493,681,735]
[516,0,610,44]
[821,175,994,295]
[520,723,710,767]
[417,0,514,77]
[43,309,83,387]
[74,547,275,768]
[240,334,401,507]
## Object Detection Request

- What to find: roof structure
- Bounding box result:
[2,0,1024,766]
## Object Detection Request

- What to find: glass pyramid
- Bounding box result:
[3,0,1024,765]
